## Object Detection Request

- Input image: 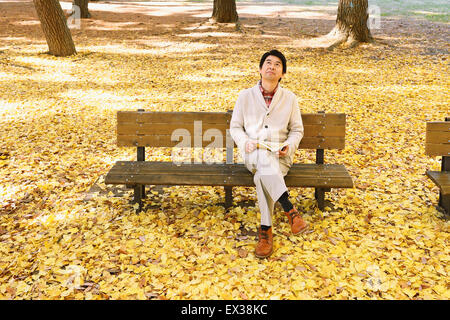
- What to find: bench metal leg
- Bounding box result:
[439,193,449,216]
[133,184,145,213]
[135,142,146,206]
[315,188,325,211]
[224,186,233,209]
[141,185,146,199]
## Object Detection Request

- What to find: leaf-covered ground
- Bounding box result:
[0,1,449,299]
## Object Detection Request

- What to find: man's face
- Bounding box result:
[259,55,284,82]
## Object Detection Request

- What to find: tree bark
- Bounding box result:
[211,0,238,23]
[327,0,372,47]
[73,0,90,19]
[33,0,77,57]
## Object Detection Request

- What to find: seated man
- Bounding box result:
[230,49,308,259]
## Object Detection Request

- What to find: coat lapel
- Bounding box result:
[267,84,282,113]
[252,83,268,112]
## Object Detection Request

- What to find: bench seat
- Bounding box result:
[105,161,353,189]
[426,171,450,196]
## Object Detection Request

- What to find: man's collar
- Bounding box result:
[258,80,279,95]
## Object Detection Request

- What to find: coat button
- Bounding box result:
[265,125,268,128]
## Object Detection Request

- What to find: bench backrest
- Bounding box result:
[116,111,346,150]
[425,121,450,157]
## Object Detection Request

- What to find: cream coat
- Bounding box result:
[229,82,304,226]
[230,82,304,165]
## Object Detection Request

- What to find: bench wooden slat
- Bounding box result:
[118,111,345,125]
[426,122,450,132]
[299,137,345,149]
[425,143,450,157]
[231,173,353,188]
[105,174,235,186]
[117,134,230,148]
[118,111,231,124]
[230,163,351,175]
[426,171,450,195]
[108,161,231,174]
[117,123,346,138]
[108,161,350,175]
[117,135,345,149]
[106,173,353,188]
[118,123,230,135]
[301,113,345,125]
[426,131,450,144]
[286,175,353,188]
[303,124,345,137]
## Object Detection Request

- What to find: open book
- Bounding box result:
[257,140,289,153]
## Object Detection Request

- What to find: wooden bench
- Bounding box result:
[105,110,353,212]
[425,117,450,215]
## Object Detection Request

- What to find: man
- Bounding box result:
[230,50,308,259]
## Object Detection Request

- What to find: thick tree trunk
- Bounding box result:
[327,0,372,47]
[211,0,238,23]
[73,0,90,19]
[33,0,76,56]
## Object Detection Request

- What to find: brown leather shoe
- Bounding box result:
[285,207,308,235]
[255,227,273,259]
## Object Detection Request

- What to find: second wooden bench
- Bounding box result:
[425,117,450,215]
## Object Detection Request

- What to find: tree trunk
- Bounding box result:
[327,0,372,47]
[73,0,90,19]
[33,0,77,57]
[211,0,238,23]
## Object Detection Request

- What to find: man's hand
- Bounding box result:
[276,145,289,157]
[245,139,257,153]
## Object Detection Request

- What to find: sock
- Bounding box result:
[261,225,271,231]
[277,191,294,212]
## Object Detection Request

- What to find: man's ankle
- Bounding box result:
[278,191,294,212]
[261,225,271,231]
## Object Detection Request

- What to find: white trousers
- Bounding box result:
[244,149,292,226]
